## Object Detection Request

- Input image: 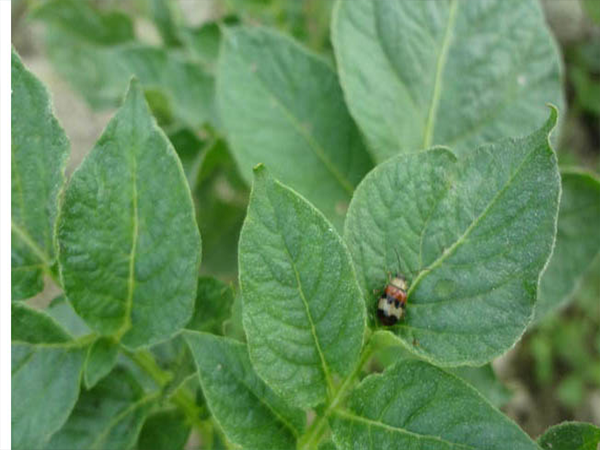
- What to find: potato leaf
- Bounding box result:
[11,48,69,300]
[217,26,372,230]
[184,331,305,450]
[331,360,539,450]
[239,166,366,407]
[332,0,564,162]
[344,110,560,366]
[535,170,600,322]
[57,79,201,348]
[538,422,600,450]
[45,367,155,450]
[12,304,87,450]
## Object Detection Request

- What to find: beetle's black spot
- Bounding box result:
[377,307,399,326]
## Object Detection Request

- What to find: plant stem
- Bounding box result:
[298,334,375,450]
[124,349,204,430]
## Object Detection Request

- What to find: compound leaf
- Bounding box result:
[12,304,87,450]
[535,170,600,321]
[217,26,372,230]
[46,367,155,450]
[331,360,539,450]
[57,79,201,348]
[332,0,564,162]
[239,166,366,407]
[344,110,560,366]
[538,422,600,450]
[184,331,305,450]
[11,48,69,300]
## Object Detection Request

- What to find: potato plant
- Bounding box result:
[11,0,600,449]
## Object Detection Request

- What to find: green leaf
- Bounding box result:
[12,307,87,450]
[538,422,600,450]
[535,170,600,321]
[57,79,201,348]
[12,302,72,344]
[184,331,305,450]
[33,1,216,128]
[11,48,69,300]
[331,359,539,450]
[182,21,224,71]
[137,409,190,450]
[239,166,366,407]
[46,366,155,450]
[149,0,183,47]
[195,140,248,279]
[84,337,120,389]
[32,0,134,45]
[150,335,196,397]
[46,295,92,338]
[217,26,372,230]
[344,110,560,366]
[119,45,217,129]
[448,365,512,408]
[186,276,235,334]
[41,27,133,109]
[332,0,564,162]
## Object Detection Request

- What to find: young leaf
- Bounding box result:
[184,331,305,450]
[331,360,539,450]
[57,79,201,348]
[11,48,69,300]
[12,304,86,450]
[137,409,191,450]
[217,26,372,230]
[538,422,600,450]
[535,170,600,321]
[332,0,564,162]
[84,337,120,389]
[239,166,366,407]
[186,276,235,334]
[344,110,560,366]
[46,367,155,450]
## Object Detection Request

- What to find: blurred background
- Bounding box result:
[11,0,600,438]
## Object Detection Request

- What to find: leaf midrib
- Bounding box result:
[408,142,547,300]
[11,220,52,266]
[90,394,155,450]
[334,409,476,450]
[119,138,140,338]
[229,39,355,196]
[422,0,459,148]
[263,184,335,396]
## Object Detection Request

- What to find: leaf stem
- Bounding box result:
[298,333,375,450]
[123,348,205,430]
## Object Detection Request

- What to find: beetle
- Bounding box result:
[377,274,407,326]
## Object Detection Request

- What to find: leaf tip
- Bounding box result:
[252,163,268,179]
[543,103,559,135]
